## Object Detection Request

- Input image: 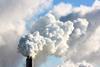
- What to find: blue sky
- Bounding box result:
[40,55,63,67]
[38,0,95,67]
[53,0,94,6]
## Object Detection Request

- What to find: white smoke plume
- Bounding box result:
[18,13,74,57]
[18,0,100,67]
[18,14,74,67]
[18,13,90,67]
[18,14,90,58]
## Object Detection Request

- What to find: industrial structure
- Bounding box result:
[26,56,32,67]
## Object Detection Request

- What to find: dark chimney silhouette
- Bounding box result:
[26,56,32,67]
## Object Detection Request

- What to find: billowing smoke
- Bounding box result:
[18,13,90,67]
[18,13,74,57]
[18,0,100,67]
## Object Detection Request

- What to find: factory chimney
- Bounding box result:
[26,56,32,67]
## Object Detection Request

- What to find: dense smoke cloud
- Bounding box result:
[18,12,92,67]
[18,0,100,67]
[18,13,74,57]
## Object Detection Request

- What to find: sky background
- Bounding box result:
[53,0,94,6]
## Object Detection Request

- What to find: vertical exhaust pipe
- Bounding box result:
[26,56,32,67]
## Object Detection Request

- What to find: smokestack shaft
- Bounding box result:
[26,56,32,67]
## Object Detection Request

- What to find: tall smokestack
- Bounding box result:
[26,56,32,67]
